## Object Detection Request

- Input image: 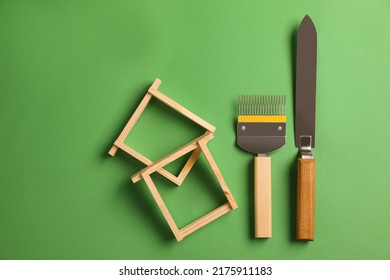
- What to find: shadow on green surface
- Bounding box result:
[101,85,151,159]
[114,151,175,242]
[118,178,175,242]
[288,153,298,242]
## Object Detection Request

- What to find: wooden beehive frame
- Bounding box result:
[108,79,237,241]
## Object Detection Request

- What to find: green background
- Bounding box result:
[1,0,389,260]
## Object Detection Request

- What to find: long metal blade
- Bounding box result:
[295,15,317,149]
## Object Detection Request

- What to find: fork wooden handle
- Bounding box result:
[254,156,272,238]
[297,158,316,241]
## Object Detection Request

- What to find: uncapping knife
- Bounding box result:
[295,15,317,241]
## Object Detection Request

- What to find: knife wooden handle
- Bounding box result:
[296,158,316,241]
[254,156,272,238]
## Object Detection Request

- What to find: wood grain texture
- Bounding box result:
[254,156,272,238]
[141,173,183,241]
[131,132,213,183]
[296,158,316,241]
[176,147,201,185]
[148,88,216,132]
[180,202,232,238]
[198,140,238,209]
[114,140,181,185]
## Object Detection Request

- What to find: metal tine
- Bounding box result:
[260,95,263,115]
[247,95,249,115]
[275,95,278,115]
[240,95,242,115]
[255,95,257,115]
[263,95,266,115]
[239,95,241,115]
[246,95,248,115]
[251,94,256,115]
[249,95,251,115]
[279,95,284,116]
[241,95,244,115]
[267,95,271,115]
[272,95,275,115]
[248,95,251,115]
[252,95,255,115]
[255,95,258,115]
[263,95,265,115]
[274,95,277,115]
[259,95,262,115]
[243,95,245,115]
[242,95,244,115]
[253,95,256,115]
[245,95,247,115]
[247,95,250,115]
[238,95,240,115]
[275,95,277,115]
[244,95,247,115]
[254,95,257,115]
[262,95,265,115]
[239,95,244,115]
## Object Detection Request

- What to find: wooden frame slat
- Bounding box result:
[198,140,238,209]
[180,202,232,238]
[114,140,181,185]
[131,132,213,183]
[148,88,216,133]
[141,173,183,241]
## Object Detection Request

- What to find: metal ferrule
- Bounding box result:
[299,135,314,159]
